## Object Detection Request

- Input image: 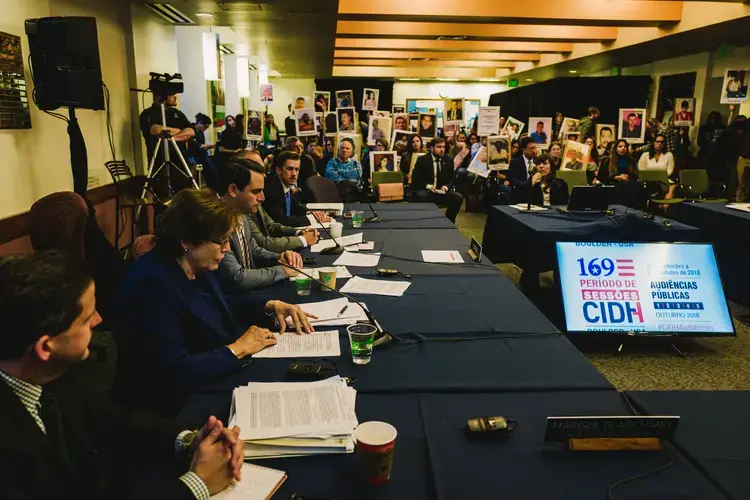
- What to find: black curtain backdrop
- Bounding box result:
[314,78,395,114]
[488,76,653,128]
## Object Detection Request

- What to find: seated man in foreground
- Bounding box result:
[0,251,244,499]
[217,157,303,294]
[410,137,464,223]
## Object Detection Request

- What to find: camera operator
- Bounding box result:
[139,91,195,197]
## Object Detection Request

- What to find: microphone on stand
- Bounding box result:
[526,158,536,211]
[292,198,344,255]
[277,261,393,347]
[364,203,382,223]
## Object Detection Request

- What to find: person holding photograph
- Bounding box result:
[530,121,548,145]
[263,114,280,147]
[577,106,600,139]
[530,153,569,207]
[325,138,363,201]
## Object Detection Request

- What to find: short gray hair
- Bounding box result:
[284,136,300,150]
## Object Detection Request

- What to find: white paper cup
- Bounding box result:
[329,222,343,239]
[318,267,337,291]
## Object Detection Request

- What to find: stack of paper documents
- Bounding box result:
[727,203,750,213]
[333,251,381,267]
[304,213,332,229]
[307,203,344,216]
[229,377,357,459]
[339,276,411,297]
[421,250,464,263]
[290,266,353,281]
[287,297,368,327]
[252,330,340,358]
[509,204,547,212]
[343,241,375,252]
[310,233,364,253]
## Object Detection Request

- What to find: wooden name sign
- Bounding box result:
[544,416,679,451]
[468,236,483,263]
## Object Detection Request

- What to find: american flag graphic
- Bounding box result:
[616,259,635,277]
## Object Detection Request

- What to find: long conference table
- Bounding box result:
[179,203,735,500]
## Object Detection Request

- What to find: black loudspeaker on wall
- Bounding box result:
[25,16,104,111]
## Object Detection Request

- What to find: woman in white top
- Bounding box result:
[638,134,676,197]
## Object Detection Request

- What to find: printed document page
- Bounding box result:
[421,250,465,263]
[333,251,381,267]
[252,330,340,358]
[339,276,411,297]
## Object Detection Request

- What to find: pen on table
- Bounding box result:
[336,304,349,317]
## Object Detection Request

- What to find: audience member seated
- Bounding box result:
[325,137,363,202]
[598,139,641,206]
[0,251,244,499]
[530,153,569,207]
[263,113,281,147]
[400,134,424,181]
[410,137,464,223]
[362,138,389,191]
[449,132,468,156]
[507,137,538,202]
[263,151,331,228]
[217,115,243,160]
[639,134,676,199]
[217,158,303,294]
[583,136,601,184]
[283,136,317,191]
[548,141,563,172]
[510,139,521,159]
[115,188,313,415]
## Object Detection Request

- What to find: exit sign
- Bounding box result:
[508,79,518,88]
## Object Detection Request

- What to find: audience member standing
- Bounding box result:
[577,106,600,139]
[263,113,281,147]
[731,116,750,201]
[698,111,727,179]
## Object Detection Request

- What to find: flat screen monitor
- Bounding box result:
[556,242,735,336]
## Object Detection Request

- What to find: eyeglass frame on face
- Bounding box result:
[208,234,232,247]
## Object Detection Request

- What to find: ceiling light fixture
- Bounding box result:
[525,78,534,82]
[195,12,214,19]
[479,78,500,82]
[436,78,459,81]
[399,78,421,81]
[569,70,578,74]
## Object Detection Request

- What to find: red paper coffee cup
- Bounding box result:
[354,421,398,484]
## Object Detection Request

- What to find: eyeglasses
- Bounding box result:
[208,235,231,246]
[654,140,665,143]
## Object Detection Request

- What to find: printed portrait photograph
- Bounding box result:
[720,69,749,104]
[246,111,263,140]
[618,108,646,143]
[443,122,459,137]
[324,112,338,137]
[444,98,464,123]
[293,96,309,110]
[558,117,579,138]
[392,113,408,132]
[503,116,525,140]
[391,129,411,152]
[314,91,330,113]
[487,135,510,169]
[335,90,354,109]
[260,84,273,102]
[337,107,356,132]
[565,131,581,143]
[392,105,406,114]
[409,112,419,131]
[335,132,361,160]
[418,112,437,138]
[362,88,380,111]
[370,151,397,174]
[368,116,392,146]
[673,98,695,126]
[528,117,552,149]
[295,108,317,136]
[560,140,591,171]
[595,124,616,154]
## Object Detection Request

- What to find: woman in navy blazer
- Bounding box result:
[115,188,314,415]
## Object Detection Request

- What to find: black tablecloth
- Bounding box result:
[195,335,612,394]
[482,205,702,273]
[672,203,750,304]
[341,203,455,229]
[179,391,727,500]
[627,390,750,500]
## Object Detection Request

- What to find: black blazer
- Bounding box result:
[530,178,569,206]
[507,155,531,189]
[262,175,309,227]
[411,153,455,193]
[0,380,192,500]
[597,157,638,184]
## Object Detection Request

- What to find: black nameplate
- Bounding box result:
[468,236,483,263]
[544,416,679,442]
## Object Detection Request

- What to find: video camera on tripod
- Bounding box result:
[148,72,184,97]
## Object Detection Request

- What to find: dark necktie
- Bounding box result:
[434,157,440,185]
[40,392,75,473]
[285,191,292,216]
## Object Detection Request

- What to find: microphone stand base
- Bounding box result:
[320,245,345,255]
[373,331,393,347]
[364,216,382,223]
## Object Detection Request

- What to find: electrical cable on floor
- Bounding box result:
[607,445,676,500]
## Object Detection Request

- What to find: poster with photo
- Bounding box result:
[315,113,323,136]
[618,108,647,143]
[324,112,338,137]
[390,129,410,152]
[673,98,695,126]
[246,110,263,141]
[477,106,500,136]
[560,140,591,171]
[487,135,510,170]
[295,108,317,137]
[558,117,579,138]
[565,131,581,143]
[392,104,405,114]
[368,116,392,146]
[444,98,464,123]
[418,112,437,139]
[595,124,616,155]
[314,91,330,112]
[337,107,356,132]
[293,96,310,110]
[443,122,459,137]
[335,132,361,160]
[528,117,552,149]
[335,90,354,109]
[370,151,397,174]
[363,88,380,111]
[464,99,481,129]
[503,116,525,140]
[392,113,408,132]
[408,112,419,131]
[720,69,748,104]
[467,146,489,178]
[260,83,273,103]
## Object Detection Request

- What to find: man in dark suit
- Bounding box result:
[410,137,464,222]
[0,252,244,499]
[507,136,538,202]
[283,136,318,195]
[263,151,331,227]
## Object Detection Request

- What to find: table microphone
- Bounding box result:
[526,158,536,212]
[277,261,393,347]
[293,198,344,255]
[364,203,382,223]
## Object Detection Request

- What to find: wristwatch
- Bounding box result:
[180,430,198,456]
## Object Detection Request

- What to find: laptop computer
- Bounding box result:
[565,185,614,212]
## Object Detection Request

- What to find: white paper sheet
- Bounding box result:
[339,276,411,297]
[211,463,286,499]
[290,266,352,281]
[306,213,332,229]
[727,203,750,213]
[287,297,368,326]
[252,330,340,358]
[333,251,381,267]
[307,203,344,215]
[509,204,548,212]
[421,250,464,263]
[310,233,364,253]
[357,241,375,250]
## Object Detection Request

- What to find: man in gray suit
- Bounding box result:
[216,157,305,294]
